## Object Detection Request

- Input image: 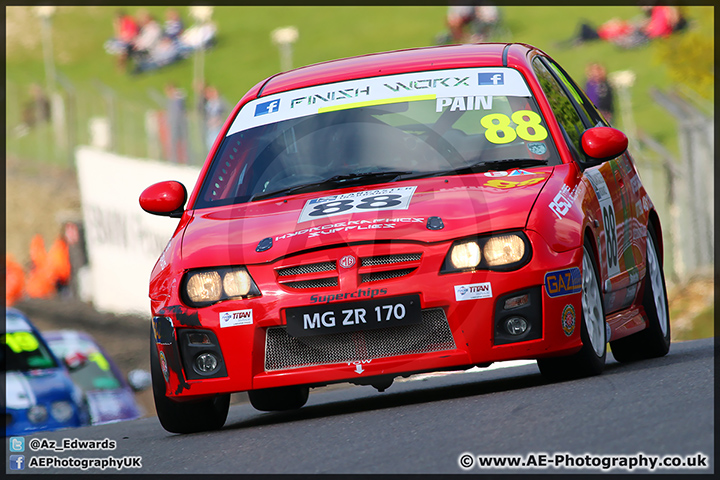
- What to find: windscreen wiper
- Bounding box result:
[250,170,413,202]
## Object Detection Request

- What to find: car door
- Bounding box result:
[532,56,639,314]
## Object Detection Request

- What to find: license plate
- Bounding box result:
[285,295,421,337]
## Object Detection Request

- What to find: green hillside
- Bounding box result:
[6,5,714,165]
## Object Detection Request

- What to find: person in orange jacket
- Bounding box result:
[6,254,25,305]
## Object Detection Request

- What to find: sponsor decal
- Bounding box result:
[436,95,493,112]
[527,142,547,155]
[220,309,253,327]
[484,177,546,189]
[310,288,388,304]
[227,67,532,136]
[297,186,417,223]
[629,174,642,193]
[641,195,652,213]
[454,282,493,301]
[385,76,470,92]
[544,268,582,298]
[562,304,576,336]
[507,169,535,176]
[478,72,504,85]
[484,171,509,177]
[291,86,370,108]
[339,255,356,269]
[254,99,281,116]
[548,183,579,219]
[275,217,425,242]
[159,351,169,383]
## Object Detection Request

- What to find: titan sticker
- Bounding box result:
[562,304,576,336]
[220,309,253,328]
[454,282,492,301]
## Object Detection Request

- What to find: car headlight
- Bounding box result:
[483,234,526,266]
[450,241,482,269]
[442,232,530,273]
[183,266,260,307]
[28,405,48,423]
[50,401,74,422]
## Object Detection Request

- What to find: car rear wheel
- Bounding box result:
[150,331,230,433]
[249,386,310,412]
[537,238,607,381]
[610,224,671,362]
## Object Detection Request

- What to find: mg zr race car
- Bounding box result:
[140,43,670,433]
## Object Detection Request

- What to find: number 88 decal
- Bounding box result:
[480,110,549,145]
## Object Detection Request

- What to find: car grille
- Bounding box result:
[361,268,416,283]
[277,261,336,276]
[264,308,455,371]
[361,253,422,266]
[276,252,422,290]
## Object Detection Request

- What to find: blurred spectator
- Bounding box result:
[6,254,25,306]
[204,85,229,150]
[62,221,88,299]
[112,9,139,71]
[21,84,51,128]
[25,233,70,299]
[180,19,218,50]
[164,8,184,42]
[164,83,189,164]
[132,10,163,59]
[132,37,183,74]
[437,3,500,44]
[584,63,615,122]
[561,4,686,49]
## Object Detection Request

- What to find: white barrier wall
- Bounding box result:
[76,147,201,316]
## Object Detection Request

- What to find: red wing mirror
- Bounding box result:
[580,126,628,162]
[139,181,187,218]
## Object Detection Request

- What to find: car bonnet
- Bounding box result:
[180,170,552,267]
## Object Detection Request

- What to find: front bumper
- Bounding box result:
[153,230,584,399]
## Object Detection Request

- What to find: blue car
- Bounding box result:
[4,308,89,436]
[43,330,149,425]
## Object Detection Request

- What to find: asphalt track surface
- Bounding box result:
[7,337,714,475]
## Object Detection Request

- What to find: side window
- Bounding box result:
[531,57,587,162]
[545,59,606,127]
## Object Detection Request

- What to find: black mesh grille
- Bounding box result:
[361,253,422,267]
[282,277,339,289]
[361,268,416,283]
[278,261,336,276]
[264,308,455,371]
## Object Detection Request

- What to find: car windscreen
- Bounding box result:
[195,67,560,208]
[2,331,58,371]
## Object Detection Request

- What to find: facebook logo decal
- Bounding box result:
[478,72,504,85]
[10,455,25,470]
[254,99,281,116]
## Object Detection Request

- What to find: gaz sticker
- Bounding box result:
[298,186,417,223]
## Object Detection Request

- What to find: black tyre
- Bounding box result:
[610,224,671,362]
[249,385,309,412]
[538,238,607,381]
[150,330,230,433]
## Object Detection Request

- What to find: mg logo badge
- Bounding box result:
[339,255,356,269]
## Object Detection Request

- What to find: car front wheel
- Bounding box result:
[538,238,607,381]
[150,330,230,433]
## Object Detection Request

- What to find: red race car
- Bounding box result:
[140,43,670,433]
